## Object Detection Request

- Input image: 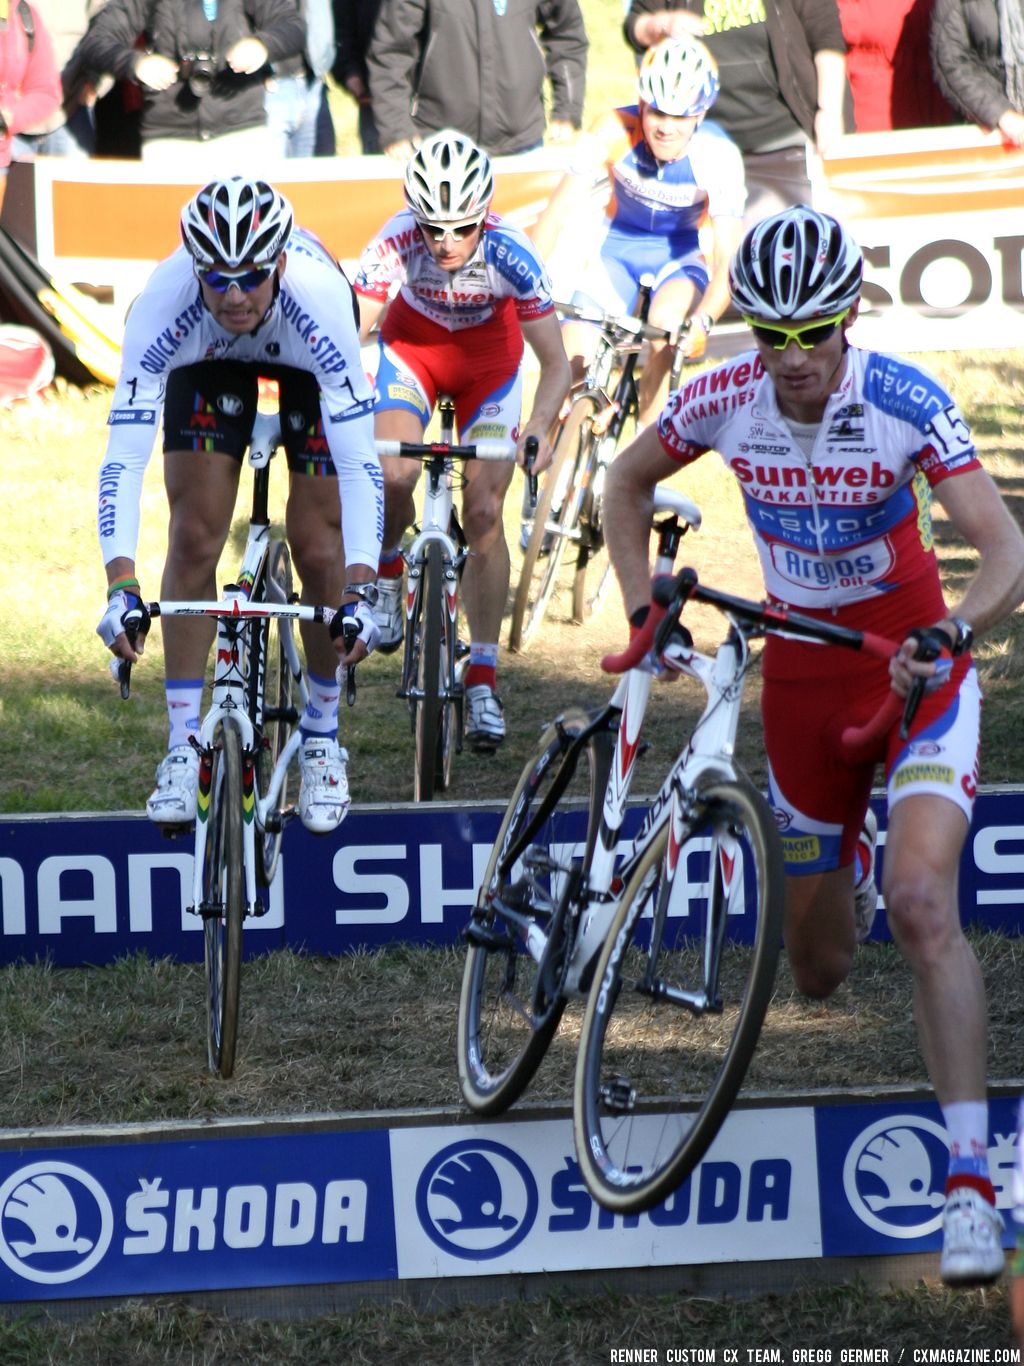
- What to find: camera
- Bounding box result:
[179,53,218,97]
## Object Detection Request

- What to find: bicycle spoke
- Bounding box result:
[574,771,784,1213]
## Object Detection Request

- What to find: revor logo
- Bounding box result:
[0,1161,113,1284]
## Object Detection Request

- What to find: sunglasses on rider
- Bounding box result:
[743,308,852,351]
[417,217,485,243]
[197,263,277,293]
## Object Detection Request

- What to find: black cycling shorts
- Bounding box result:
[163,360,335,476]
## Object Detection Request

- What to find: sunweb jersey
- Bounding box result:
[99,227,381,569]
[657,345,981,628]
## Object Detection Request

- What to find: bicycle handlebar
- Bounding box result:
[554,299,674,345]
[601,568,945,758]
[375,439,515,461]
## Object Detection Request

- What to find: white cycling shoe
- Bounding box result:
[298,736,351,834]
[373,574,404,654]
[465,684,506,752]
[853,807,879,943]
[940,1185,1005,1285]
[146,744,200,826]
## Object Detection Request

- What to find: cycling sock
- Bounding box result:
[165,679,203,750]
[300,670,341,739]
[378,548,404,578]
[942,1100,995,1202]
[465,643,498,691]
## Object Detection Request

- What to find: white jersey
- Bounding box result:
[99,229,382,570]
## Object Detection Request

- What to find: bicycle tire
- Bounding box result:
[203,722,245,1079]
[457,708,610,1114]
[509,393,600,652]
[573,769,784,1213]
[414,539,446,801]
[254,539,295,886]
[571,374,638,626]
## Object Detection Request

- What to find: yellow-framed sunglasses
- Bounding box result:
[743,307,852,351]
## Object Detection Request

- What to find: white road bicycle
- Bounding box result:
[459,488,909,1213]
[118,413,347,1079]
[376,397,534,800]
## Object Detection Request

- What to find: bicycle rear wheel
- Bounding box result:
[253,539,296,886]
[573,769,784,1213]
[457,708,610,1114]
[414,539,451,801]
[571,378,637,626]
[509,394,599,652]
[202,722,245,1078]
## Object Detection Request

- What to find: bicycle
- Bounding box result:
[458,489,912,1213]
[509,279,696,652]
[375,398,534,801]
[118,411,347,1079]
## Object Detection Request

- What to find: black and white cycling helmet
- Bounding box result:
[638,36,719,118]
[403,129,494,222]
[180,177,293,270]
[729,205,864,321]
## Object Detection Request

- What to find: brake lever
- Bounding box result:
[342,618,359,706]
[118,613,143,701]
[900,627,947,740]
[524,434,539,507]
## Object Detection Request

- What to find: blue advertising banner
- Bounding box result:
[0,1129,395,1300]
[2,788,1023,967]
[0,1092,1016,1303]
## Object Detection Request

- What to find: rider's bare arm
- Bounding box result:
[604,425,683,618]
[932,466,1024,641]
[519,311,571,475]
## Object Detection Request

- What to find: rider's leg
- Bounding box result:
[285,470,347,712]
[640,277,698,428]
[783,865,857,999]
[161,448,242,737]
[460,455,516,666]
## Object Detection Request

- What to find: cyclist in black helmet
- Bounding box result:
[606,204,1024,1288]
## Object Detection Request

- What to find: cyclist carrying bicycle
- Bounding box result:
[97,176,384,834]
[532,36,746,432]
[604,205,1024,1285]
[353,129,570,751]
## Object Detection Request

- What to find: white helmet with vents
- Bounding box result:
[180,177,293,270]
[729,205,864,321]
[403,129,494,223]
[638,36,719,118]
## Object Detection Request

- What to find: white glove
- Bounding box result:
[97,590,148,650]
[331,600,381,658]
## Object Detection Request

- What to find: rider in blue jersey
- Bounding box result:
[533,36,746,430]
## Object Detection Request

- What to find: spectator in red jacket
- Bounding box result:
[839,0,954,130]
[0,0,62,207]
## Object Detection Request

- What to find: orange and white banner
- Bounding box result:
[3,125,1022,354]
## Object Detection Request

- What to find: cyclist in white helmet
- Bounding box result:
[604,204,1024,1289]
[354,129,570,751]
[97,176,383,835]
[533,35,746,430]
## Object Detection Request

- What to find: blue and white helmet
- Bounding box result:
[729,205,864,321]
[638,36,719,118]
[180,177,293,270]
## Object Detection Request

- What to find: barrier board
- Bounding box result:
[0,1092,1017,1304]
[2,788,1023,967]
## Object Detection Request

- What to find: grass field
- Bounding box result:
[2,2,1024,1355]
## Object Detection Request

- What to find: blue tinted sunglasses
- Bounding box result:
[198,264,276,293]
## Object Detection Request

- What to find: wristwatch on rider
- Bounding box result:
[942,615,974,656]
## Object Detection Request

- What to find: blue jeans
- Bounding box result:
[265,75,324,158]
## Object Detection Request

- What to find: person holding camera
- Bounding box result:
[70,0,304,167]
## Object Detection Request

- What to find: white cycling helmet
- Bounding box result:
[729,205,864,321]
[180,177,293,270]
[403,129,494,223]
[638,36,719,118]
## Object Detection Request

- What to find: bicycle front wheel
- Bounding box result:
[509,394,599,652]
[573,770,784,1213]
[202,722,245,1078]
[457,708,610,1114]
[253,539,296,886]
[414,539,451,801]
